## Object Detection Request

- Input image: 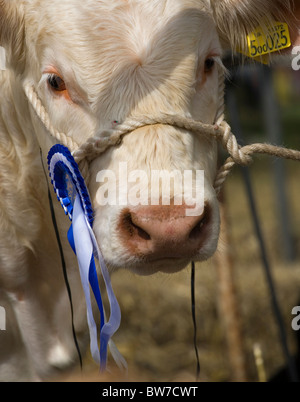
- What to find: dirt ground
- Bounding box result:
[58,161,300,382]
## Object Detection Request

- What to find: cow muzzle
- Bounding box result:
[118,203,212,262]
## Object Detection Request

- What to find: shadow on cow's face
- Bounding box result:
[25,1,222,274]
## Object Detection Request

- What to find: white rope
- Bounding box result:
[23,82,80,153]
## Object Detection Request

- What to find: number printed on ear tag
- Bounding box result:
[246,22,291,59]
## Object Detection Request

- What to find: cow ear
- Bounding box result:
[0,0,25,71]
[210,0,295,53]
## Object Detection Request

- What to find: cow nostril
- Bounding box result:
[123,212,151,241]
[119,204,212,257]
[188,207,210,241]
[189,218,205,240]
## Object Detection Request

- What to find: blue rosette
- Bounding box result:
[47,144,93,225]
[47,144,124,371]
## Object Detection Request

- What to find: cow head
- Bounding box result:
[0,0,295,275]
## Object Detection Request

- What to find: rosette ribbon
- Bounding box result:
[47,144,125,370]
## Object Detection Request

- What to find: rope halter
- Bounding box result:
[23,68,300,196]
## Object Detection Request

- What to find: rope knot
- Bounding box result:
[217,121,253,166]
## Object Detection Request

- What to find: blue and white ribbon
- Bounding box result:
[47,144,125,370]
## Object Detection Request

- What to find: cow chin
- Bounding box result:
[116,248,218,276]
[102,234,219,276]
[120,258,193,276]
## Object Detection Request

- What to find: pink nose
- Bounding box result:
[118,204,211,260]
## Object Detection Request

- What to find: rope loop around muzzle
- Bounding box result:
[72,113,255,166]
[23,81,300,195]
[72,113,300,194]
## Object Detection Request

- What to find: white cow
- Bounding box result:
[0,0,297,381]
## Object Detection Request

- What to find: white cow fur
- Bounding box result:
[0,0,295,381]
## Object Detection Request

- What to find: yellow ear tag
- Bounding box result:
[244,22,291,64]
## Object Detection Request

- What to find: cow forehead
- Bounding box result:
[28,0,211,19]
[25,0,220,122]
[28,0,216,68]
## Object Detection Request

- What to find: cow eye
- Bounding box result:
[204,58,215,73]
[47,74,67,92]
